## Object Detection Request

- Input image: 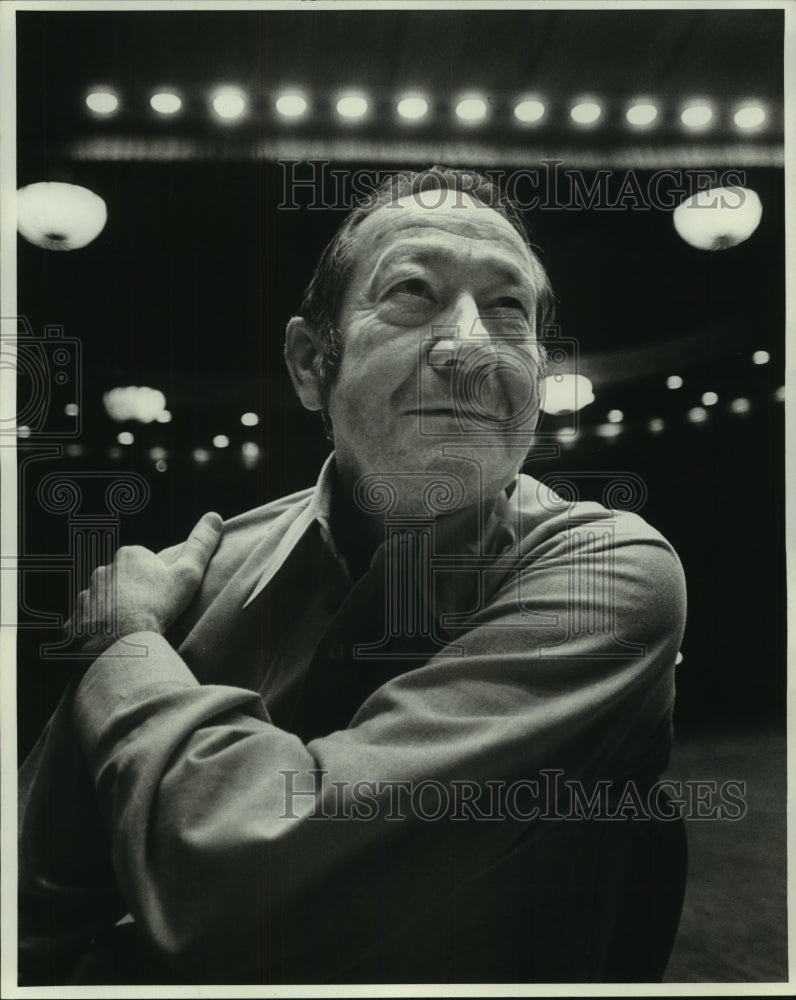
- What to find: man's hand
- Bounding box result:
[68,512,223,657]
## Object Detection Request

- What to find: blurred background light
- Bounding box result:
[336,94,368,119]
[212,87,247,119]
[607,409,624,423]
[730,397,751,414]
[455,97,487,121]
[117,431,134,445]
[675,651,684,666]
[752,350,770,365]
[734,104,766,129]
[155,459,168,472]
[241,441,260,458]
[666,375,684,390]
[687,406,709,424]
[86,90,118,114]
[103,386,167,423]
[673,186,762,250]
[275,93,308,117]
[150,92,182,115]
[774,386,785,403]
[540,373,594,415]
[156,409,172,423]
[702,391,719,406]
[148,446,168,461]
[595,422,622,439]
[64,402,79,416]
[192,447,211,464]
[514,99,545,123]
[570,101,602,124]
[626,102,658,126]
[212,434,230,448]
[648,418,665,433]
[680,102,713,128]
[17,181,107,251]
[397,96,429,120]
[240,411,259,426]
[17,426,32,438]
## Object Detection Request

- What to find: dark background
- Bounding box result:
[14,8,786,753]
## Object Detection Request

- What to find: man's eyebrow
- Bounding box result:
[366,240,535,293]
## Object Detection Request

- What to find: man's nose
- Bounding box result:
[427,294,492,369]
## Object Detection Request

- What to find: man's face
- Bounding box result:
[328,190,545,516]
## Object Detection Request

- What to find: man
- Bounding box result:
[19,167,687,985]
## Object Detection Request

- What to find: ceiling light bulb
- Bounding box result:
[151,92,182,114]
[455,98,487,121]
[397,97,429,120]
[570,102,602,125]
[626,103,658,126]
[514,100,545,123]
[276,94,308,117]
[86,91,118,114]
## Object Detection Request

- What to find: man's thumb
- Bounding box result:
[177,512,223,579]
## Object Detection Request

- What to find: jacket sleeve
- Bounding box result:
[18,674,127,984]
[71,525,686,983]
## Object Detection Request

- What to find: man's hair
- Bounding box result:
[297,166,555,439]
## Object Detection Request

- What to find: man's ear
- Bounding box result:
[284,316,324,411]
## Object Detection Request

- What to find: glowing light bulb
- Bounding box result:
[514,100,545,123]
[570,102,602,125]
[455,98,487,122]
[397,97,429,120]
[673,187,762,251]
[212,88,246,120]
[626,103,658,126]
[734,105,766,129]
[336,95,368,119]
[86,91,118,114]
[276,94,308,118]
[540,374,594,415]
[681,103,713,128]
[17,182,107,251]
[151,92,182,115]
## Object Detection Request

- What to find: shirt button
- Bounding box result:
[328,642,345,661]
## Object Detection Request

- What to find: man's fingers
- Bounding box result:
[174,512,223,582]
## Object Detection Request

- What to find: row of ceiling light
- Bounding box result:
[84,88,772,131]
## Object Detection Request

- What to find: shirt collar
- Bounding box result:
[243,452,340,608]
[243,451,518,610]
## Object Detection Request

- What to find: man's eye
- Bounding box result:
[488,297,528,317]
[390,278,432,299]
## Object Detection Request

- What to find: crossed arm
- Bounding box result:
[19,510,686,983]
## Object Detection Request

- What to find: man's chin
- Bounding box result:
[352,447,520,519]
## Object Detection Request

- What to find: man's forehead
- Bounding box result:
[352,189,532,263]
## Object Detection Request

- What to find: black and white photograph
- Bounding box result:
[1,0,791,993]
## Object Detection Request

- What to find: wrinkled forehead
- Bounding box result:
[348,190,536,281]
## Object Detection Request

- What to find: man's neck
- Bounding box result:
[327,464,509,581]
